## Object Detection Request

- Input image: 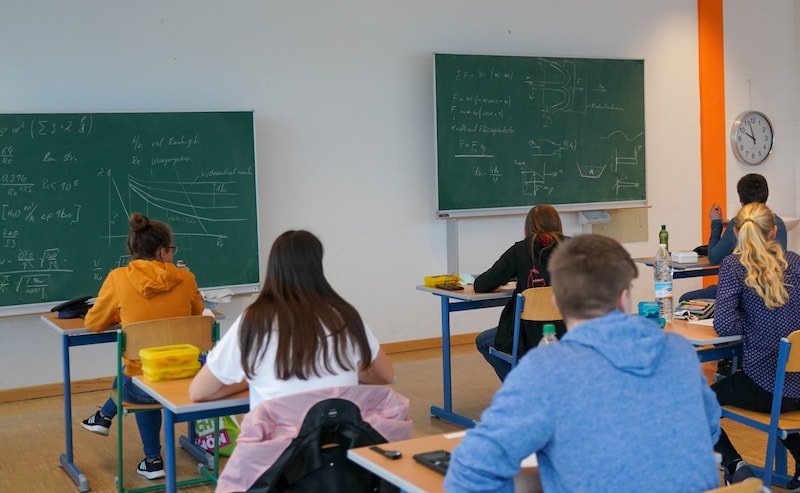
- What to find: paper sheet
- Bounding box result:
[687,318,715,327]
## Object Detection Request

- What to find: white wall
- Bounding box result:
[723,0,800,254]
[0,0,796,390]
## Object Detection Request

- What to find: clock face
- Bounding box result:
[731,111,774,165]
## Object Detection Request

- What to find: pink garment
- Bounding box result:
[216,385,412,493]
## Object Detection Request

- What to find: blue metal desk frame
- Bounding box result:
[132,376,249,493]
[417,285,513,429]
[43,312,226,492]
[42,313,118,492]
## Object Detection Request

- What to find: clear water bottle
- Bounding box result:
[538,323,558,346]
[659,225,669,252]
[654,244,673,322]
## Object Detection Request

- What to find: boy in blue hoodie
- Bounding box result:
[445,234,721,493]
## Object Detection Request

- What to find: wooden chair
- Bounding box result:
[702,478,764,492]
[720,330,800,489]
[488,287,562,368]
[114,315,217,493]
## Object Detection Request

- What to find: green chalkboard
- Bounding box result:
[0,111,260,312]
[434,54,646,217]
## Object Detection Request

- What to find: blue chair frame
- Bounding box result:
[720,330,800,489]
[488,287,561,368]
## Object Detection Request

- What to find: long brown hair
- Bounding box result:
[239,230,372,380]
[524,204,563,253]
[734,203,788,309]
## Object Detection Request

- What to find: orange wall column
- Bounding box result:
[698,0,727,285]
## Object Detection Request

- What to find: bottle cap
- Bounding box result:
[661,224,666,229]
[543,323,556,334]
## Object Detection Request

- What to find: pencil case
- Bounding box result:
[424,275,460,287]
[142,361,202,382]
[139,344,201,381]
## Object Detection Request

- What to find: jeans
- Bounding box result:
[100,375,162,458]
[475,327,512,382]
[712,370,800,472]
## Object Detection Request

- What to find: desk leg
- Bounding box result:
[178,422,214,470]
[165,410,178,493]
[429,297,476,429]
[58,333,90,493]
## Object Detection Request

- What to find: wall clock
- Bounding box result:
[731,111,774,165]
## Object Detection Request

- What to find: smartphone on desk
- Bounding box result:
[436,284,464,291]
[413,450,451,475]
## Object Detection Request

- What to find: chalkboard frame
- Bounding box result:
[433,53,648,218]
[0,110,262,316]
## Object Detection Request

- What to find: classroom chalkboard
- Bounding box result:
[0,111,260,313]
[434,53,646,217]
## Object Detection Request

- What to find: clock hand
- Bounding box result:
[745,121,757,144]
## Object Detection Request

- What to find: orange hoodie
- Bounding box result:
[85,259,205,375]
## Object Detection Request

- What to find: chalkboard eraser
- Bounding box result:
[438,213,450,219]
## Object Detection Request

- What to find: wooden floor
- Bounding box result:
[0,344,791,492]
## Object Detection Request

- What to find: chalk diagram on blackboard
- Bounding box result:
[515,60,645,197]
[523,58,588,128]
[517,161,563,197]
[102,173,249,251]
[600,130,644,196]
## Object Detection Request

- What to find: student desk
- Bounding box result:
[634,256,719,279]
[348,431,540,493]
[666,319,743,363]
[42,311,224,492]
[416,284,514,428]
[42,312,118,492]
[132,376,249,493]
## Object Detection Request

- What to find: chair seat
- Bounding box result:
[722,405,800,430]
[110,390,162,412]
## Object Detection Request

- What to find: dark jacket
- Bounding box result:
[474,234,567,355]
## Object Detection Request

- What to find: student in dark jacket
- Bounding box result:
[474,204,566,381]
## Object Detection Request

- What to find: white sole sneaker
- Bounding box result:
[136,459,165,480]
[80,422,110,436]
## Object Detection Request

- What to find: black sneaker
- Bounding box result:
[724,460,756,485]
[136,456,165,480]
[80,410,111,436]
[787,472,800,492]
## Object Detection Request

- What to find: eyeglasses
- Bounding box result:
[168,245,179,254]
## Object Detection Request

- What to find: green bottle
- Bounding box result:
[659,225,669,252]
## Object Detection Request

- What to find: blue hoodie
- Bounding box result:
[445,311,721,493]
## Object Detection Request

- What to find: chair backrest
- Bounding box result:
[783,330,800,373]
[519,287,562,322]
[509,287,562,363]
[120,315,217,359]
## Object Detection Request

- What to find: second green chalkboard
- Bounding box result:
[435,53,646,217]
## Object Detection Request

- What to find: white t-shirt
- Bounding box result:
[206,314,382,409]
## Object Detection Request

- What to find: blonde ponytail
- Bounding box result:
[734,203,788,308]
